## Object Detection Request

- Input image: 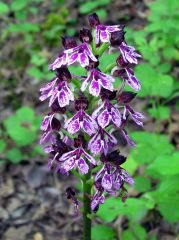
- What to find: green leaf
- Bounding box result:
[27,66,44,80]
[148,106,170,120]
[16,106,34,123]
[135,64,174,98]
[97,197,148,222]
[6,125,36,146]
[121,230,134,240]
[79,0,110,14]
[130,224,147,240]
[11,0,28,11]
[130,132,174,164]
[0,2,9,15]
[0,140,6,153]
[6,148,23,164]
[122,156,138,175]
[92,225,116,240]
[134,176,151,192]
[147,152,179,176]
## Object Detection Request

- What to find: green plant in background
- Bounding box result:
[0,107,42,164]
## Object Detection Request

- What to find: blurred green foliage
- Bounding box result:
[0,0,179,239]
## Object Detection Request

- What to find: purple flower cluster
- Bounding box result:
[40,13,144,212]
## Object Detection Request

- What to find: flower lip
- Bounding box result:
[88,13,100,27]
[61,36,77,49]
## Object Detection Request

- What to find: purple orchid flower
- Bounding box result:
[40,113,61,145]
[49,53,68,71]
[95,25,124,45]
[58,147,96,175]
[39,73,74,108]
[63,43,97,68]
[88,128,117,156]
[123,105,144,126]
[91,189,105,212]
[95,162,134,195]
[64,110,98,136]
[119,42,141,64]
[81,69,114,97]
[92,100,121,128]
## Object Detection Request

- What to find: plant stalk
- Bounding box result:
[83,171,92,240]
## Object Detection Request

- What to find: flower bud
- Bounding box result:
[108,151,127,165]
[74,135,85,148]
[118,91,137,104]
[61,36,77,49]
[100,88,117,101]
[88,13,100,27]
[56,67,71,81]
[75,94,88,111]
[116,55,129,68]
[79,28,92,43]
[110,29,125,47]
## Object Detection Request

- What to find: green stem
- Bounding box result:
[97,43,109,57]
[103,62,116,73]
[83,171,92,240]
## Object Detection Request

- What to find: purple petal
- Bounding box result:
[67,52,78,65]
[81,71,93,92]
[122,170,134,186]
[43,145,54,153]
[60,149,77,161]
[78,158,89,175]
[40,78,57,92]
[125,68,141,92]
[84,45,97,62]
[82,119,97,136]
[95,165,106,182]
[121,129,136,147]
[40,131,52,145]
[92,103,105,119]
[89,80,100,97]
[78,52,89,67]
[63,157,75,172]
[67,118,80,135]
[102,172,113,190]
[98,110,110,128]
[100,30,110,43]
[83,149,96,165]
[95,28,100,45]
[58,90,70,107]
[111,107,121,127]
[88,138,103,155]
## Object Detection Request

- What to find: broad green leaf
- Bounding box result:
[97,197,148,222]
[6,148,23,164]
[0,2,9,15]
[148,106,170,120]
[92,225,115,240]
[6,125,36,146]
[135,64,174,98]
[147,152,179,176]
[130,132,174,164]
[16,107,34,123]
[130,224,147,240]
[134,176,151,192]
[11,0,28,11]
[121,230,133,240]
